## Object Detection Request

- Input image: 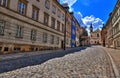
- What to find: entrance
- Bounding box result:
[61,40,64,48]
[0,47,2,54]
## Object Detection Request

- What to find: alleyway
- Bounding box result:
[0,46,118,78]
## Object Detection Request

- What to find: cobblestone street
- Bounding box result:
[0,46,116,78]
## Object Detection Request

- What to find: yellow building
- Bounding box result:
[0,0,66,53]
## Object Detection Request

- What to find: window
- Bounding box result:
[14,47,21,52]
[0,0,9,7]
[72,30,75,34]
[62,24,64,33]
[31,29,37,41]
[62,13,65,21]
[36,0,39,2]
[32,6,39,20]
[51,17,55,29]
[57,21,60,31]
[45,0,50,9]
[16,26,23,38]
[43,33,47,43]
[50,35,54,44]
[52,5,56,14]
[56,37,59,44]
[0,47,2,52]
[0,21,5,35]
[4,47,9,51]
[44,12,49,25]
[57,9,61,18]
[97,34,99,37]
[18,0,27,15]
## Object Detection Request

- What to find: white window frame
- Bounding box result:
[16,25,23,38]
[32,7,39,20]
[31,29,37,41]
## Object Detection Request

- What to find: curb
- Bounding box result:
[103,48,120,78]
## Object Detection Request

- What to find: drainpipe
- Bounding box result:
[64,11,67,50]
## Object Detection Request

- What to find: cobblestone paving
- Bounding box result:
[0,46,115,78]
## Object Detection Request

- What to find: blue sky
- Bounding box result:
[60,0,117,34]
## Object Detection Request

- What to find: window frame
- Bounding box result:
[57,21,60,31]
[52,4,56,14]
[31,29,37,41]
[16,25,23,38]
[32,6,39,21]
[50,35,54,44]
[18,0,27,15]
[51,17,55,29]
[43,33,48,43]
[56,37,59,45]
[57,9,61,18]
[44,12,49,25]
[45,0,50,9]
[0,0,9,7]
[0,20,5,35]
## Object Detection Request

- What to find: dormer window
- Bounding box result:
[45,0,50,9]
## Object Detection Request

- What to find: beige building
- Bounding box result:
[111,0,120,49]
[102,0,120,49]
[0,0,67,53]
[105,14,113,48]
[65,12,72,48]
[90,24,102,45]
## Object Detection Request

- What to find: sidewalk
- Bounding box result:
[0,49,64,62]
[104,47,120,77]
[0,47,84,62]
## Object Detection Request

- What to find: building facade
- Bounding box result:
[103,0,120,49]
[79,27,89,46]
[65,12,72,48]
[111,0,120,49]
[90,24,102,45]
[0,0,67,53]
[75,20,81,47]
[0,0,82,53]
[71,17,76,47]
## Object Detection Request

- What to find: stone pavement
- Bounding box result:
[103,47,120,78]
[0,47,85,73]
[0,46,115,78]
[0,47,84,62]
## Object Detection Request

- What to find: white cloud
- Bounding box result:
[60,0,77,11]
[74,12,104,35]
[61,0,77,7]
[82,15,104,30]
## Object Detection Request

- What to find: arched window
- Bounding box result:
[97,34,99,37]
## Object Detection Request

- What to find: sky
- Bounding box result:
[60,0,117,34]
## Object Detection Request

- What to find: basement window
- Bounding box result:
[14,47,21,52]
[0,47,2,52]
[4,47,9,51]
